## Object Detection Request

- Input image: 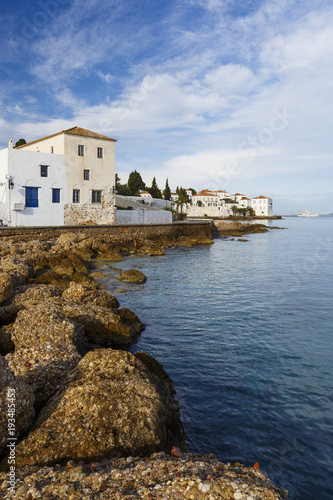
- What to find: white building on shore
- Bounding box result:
[187,189,273,217]
[0,127,117,226]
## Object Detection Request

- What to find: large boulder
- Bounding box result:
[62,282,119,309]
[0,355,35,458]
[116,269,147,284]
[10,303,86,353]
[13,349,186,467]
[0,256,34,285]
[6,343,81,408]
[61,302,144,345]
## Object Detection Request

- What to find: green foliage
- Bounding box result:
[127,170,145,196]
[163,178,171,201]
[115,173,131,196]
[197,200,203,207]
[14,138,26,147]
[247,206,256,217]
[148,177,162,199]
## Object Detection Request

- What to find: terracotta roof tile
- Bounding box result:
[16,126,117,149]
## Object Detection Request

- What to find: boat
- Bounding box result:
[298,210,319,217]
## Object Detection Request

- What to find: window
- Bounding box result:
[97,147,103,159]
[52,188,60,203]
[25,187,39,208]
[40,165,48,177]
[78,145,84,156]
[92,190,102,203]
[83,169,90,180]
[73,189,80,203]
[51,146,54,154]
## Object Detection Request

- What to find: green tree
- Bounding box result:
[15,138,26,147]
[247,206,256,217]
[231,205,239,216]
[148,177,162,199]
[127,170,145,196]
[178,187,190,203]
[197,200,203,207]
[163,178,171,201]
[115,173,131,196]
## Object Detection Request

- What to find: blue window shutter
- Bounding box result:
[52,188,60,203]
[25,187,39,208]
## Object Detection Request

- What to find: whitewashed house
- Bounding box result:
[0,145,66,226]
[187,188,273,218]
[139,190,152,199]
[14,126,116,225]
[250,196,273,216]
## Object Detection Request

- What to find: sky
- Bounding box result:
[1,0,333,214]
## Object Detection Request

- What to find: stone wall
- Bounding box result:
[64,187,115,225]
[0,221,214,245]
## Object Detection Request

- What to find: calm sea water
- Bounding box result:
[98,216,333,500]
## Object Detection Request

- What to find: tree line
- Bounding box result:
[116,170,196,202]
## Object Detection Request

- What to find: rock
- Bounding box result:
[62,282,119,309]
[13,285,62,308]
[57,232,85,248]
[116,269,147,284]
[68,253,90,274]
[0,325,14,355]
[13,349,186,467]
[61,302,144,345]
[6,343,81,408]
[49,256,75,276]
[0,453,289,499]
[0,256,34,285]
[0,354,35,458]
[71,272,100,288]
[29,270,72,291]
[10,303,86,353]
[0,273,13,305]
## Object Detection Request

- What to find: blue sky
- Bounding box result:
[1,0,333,214]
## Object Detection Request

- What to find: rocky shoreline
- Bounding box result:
[0,229,288,499]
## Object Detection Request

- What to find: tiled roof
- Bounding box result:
[192,190,218,197]
[252,195,269,199]
[16,126,117,149]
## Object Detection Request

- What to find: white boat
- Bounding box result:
[298,210,319,217]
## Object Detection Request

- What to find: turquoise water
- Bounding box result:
[98,217,333,500]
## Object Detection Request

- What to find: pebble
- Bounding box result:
[0,453,288,499]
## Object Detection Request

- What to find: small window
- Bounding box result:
[25,187,39,208]
[52,188,60,203]
[73,189,80,203]
[83,169,90,181]
[97,147,103,159]
[92,190,102,203]
[51,146,54,154]
[78,145,84,156]
[40,165,48,177]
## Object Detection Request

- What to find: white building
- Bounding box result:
[250,196,273,216]
[139,190,152,199]
[3,126,117,226]
[0,146,66,226]
[187,189,273,218]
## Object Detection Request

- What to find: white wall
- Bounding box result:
[115,209,172,225]
[0,149,66,226]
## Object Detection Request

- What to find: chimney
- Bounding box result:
[8,140,13,149]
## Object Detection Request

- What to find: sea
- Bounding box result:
[97,216,333,500]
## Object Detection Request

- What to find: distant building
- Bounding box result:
[0,127,117,226]
[250,196,273,216]
[187,189,273,217]
[139,190,152,199]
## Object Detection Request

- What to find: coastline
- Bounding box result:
[0,224,288,499]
